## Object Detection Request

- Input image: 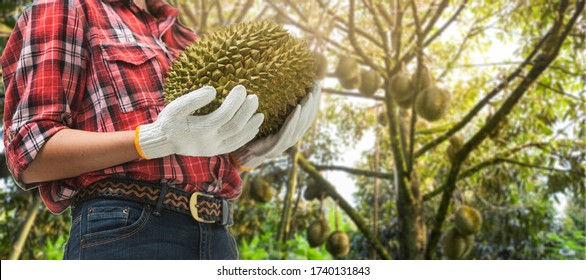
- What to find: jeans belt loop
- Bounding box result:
[153,184,169,217]
[219,200,231,226]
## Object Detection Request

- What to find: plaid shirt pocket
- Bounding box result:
[99,42,165,113]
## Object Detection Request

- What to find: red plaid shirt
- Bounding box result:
[1,0,242,213]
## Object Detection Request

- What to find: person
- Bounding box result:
[0,0,320,260]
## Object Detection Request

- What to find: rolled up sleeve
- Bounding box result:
[1,0,87,189]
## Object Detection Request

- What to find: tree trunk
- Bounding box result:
[395,172,426,259]
[9,194,42,260]
[383,78,427,259]
[277,144,300,243]
[371,125,380,259]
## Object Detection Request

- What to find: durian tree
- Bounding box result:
[267,0,585,260]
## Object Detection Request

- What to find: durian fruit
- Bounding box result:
[415,86,450,122]
[377,111,388,126]
[164,21,316,137]
[449,133,464,148]
[454,206,483,235]
[250,176,275,203]
[326,230,350,257]
[389,72,413,104]
[411,64,433,91]
[335,57,359,80]
[304,180,326,201]
[312,52,328,80]
[339,74,362,90]
[358,69,382,97]
[396,95,414,109]
[442,227,475,260]
[307,219,330,247]
[335,57,361,89]
[446,133,464,161]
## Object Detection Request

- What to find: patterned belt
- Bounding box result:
[73,178,233,226]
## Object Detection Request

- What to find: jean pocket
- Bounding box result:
[81,200,152,249]
[99,42,164,113]
[87,205,130,234]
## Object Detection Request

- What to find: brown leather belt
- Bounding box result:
[73,178,233,226]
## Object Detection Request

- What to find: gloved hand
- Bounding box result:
[135,85,264,159]
[230,82,321,171]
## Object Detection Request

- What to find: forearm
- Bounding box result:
[21,129,140,184]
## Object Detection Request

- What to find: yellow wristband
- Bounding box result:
[229,153,253,172]
[134,126,150,160]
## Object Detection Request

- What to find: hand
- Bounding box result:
[136,85,264,159]
[231,82,321,171]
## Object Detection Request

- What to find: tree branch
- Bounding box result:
[322,87,385,101]
[215,0,225,25]
[420,0,449,41]
[233,0,254,24]
[315,0,384,49]
[536,81,581,100]
[313,163,393,179]
[267,0,356,56]
[423,0,468,46]
[422,142,549,201]
[407,0,424,176]
[283,0,308,23]
[348,0,382,72]
[500,158,581,174]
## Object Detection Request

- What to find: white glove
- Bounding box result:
[230,82,321,171]
[136,85,264,159]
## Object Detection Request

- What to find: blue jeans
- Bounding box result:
[63,198,239,260]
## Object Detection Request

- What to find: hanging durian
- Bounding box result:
[454,206,483,235]
[396,95,414,109]
[377,111,388,126]
[335,57,361,89]
[390,71,413,104]
[339,74,362,90]
[411,64,433,91]
[250,176,275,203]
[447,133,464,161]
[415,86,450,122]
[442,227,475,260]
[307,219,330,247]
[163,21,316,137]
[304,180,326,201]
[334,56,360,80]
[312,52,328,80]
[326,230,350,257]
[358,69,382,97]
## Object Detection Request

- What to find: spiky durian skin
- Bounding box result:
[415,86,450,122]
[251,176,275,203]
[307,219,330,247]
[442,227,475,260]
[455,206,483,235]
[326,231,350,257]
[164,21,316,137]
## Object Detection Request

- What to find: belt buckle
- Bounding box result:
[189,192,216,224]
